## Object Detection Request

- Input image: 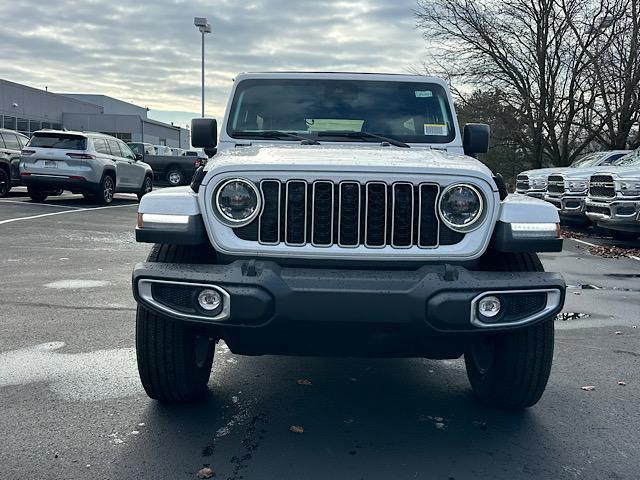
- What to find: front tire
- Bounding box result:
[166,167,184,186]
[464,252,555,409]
[136,244,216,403]
[137,175,153,201]
[0,168,10,198]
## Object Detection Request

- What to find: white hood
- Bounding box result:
[204,144,496,186]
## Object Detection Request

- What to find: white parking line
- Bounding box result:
[0,199,82,210]
[0,204,137,225]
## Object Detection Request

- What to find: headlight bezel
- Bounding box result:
[617,180,640,196]
[214,177,262,227]
[437,183,485,233]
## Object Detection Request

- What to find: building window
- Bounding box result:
[2,116,16,130]
[29,120,42,135]
[17,118,29,136]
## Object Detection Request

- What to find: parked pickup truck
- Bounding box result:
[132,72,565,409]
[517,150,629,199]
[544,150,631,224]
[585,148,640,240]
[128,142,201,186]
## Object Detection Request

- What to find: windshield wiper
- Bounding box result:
[316,130,410,148]
[231,130,320,145]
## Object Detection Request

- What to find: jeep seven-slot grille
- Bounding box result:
[234,180,466,248]
[547,175,565,194]
[589,175,616,198]
[516,175,529,191]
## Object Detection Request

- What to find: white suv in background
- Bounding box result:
[20,130,154,204]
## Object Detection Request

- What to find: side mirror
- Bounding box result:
[191,118,218,150]
[463,123,490,157]
[135,153,143,161]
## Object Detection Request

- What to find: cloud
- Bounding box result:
[0,0,426,122]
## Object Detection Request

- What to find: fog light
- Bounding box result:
[478,295,501,318]
[197,289,222,311]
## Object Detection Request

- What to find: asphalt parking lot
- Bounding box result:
[1,188,639,480]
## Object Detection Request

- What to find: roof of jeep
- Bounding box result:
[235,71,447,84]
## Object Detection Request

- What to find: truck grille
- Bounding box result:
[516,175,529,191]
[586,204,610,217]
[235,180,465,248]
[547,175,565,194]
[589,175,615,198]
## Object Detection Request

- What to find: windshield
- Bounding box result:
[227,79,456,144]
[569,152,606,168]
[28,132,86,150]
[616,149,640,166]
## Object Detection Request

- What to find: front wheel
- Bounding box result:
[136,244,217,402]
[0,168,10,198]
[465,252,555,409]
[137,176,153,201]
[136,305,215,403]
[166,168,184,186]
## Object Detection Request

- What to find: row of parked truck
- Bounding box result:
[516,148,640,239]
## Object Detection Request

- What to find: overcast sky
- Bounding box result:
[0,0,427,127]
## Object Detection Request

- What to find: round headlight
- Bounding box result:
[438,184,484,232]
[215,178,261,226]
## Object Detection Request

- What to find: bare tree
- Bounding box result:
[415,0,628,167]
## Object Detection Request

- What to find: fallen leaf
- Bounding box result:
[435,422,446,429]
[618,381,627,386]
[434,416,444,422]
[615,331,623,335]
[297,379,312,386]
[581,385,596,391]
[290,425,304,434]
[197,467,214,479]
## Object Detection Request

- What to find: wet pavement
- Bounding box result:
[1,188,639,480]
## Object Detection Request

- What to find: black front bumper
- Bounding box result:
[132,261,565,357]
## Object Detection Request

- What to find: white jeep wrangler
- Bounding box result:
[133,72,565,409]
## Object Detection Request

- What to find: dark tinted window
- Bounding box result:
[28,132,87,150]
[228,79,456,144]
[1,133,21,150]
[128,143,143,155]
[602,153,625,165]
[93,138,110,155]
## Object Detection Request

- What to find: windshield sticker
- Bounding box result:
[415,90,433,98]
[424,123,448,136]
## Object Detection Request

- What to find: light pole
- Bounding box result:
[194,17,212,118]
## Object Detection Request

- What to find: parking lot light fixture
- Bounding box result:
[194,17,212,117]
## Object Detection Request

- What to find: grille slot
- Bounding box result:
[311,181,334,246]
[547,175,565,194]
[586,204,610,216]
[246,180,465,248]
[285,181,307,245]
[338,182,361,246]
[365,182,387,247]
[516,175,529,191]
[589,175,615,198]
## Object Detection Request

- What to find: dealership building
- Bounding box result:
[0,79,189,148]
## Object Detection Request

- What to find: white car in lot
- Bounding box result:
[585,148,640,239]
[544,150,632,223]
[20,130,154,204]
[516,150,629,199]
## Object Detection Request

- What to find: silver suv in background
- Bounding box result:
[20,130,154,204]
